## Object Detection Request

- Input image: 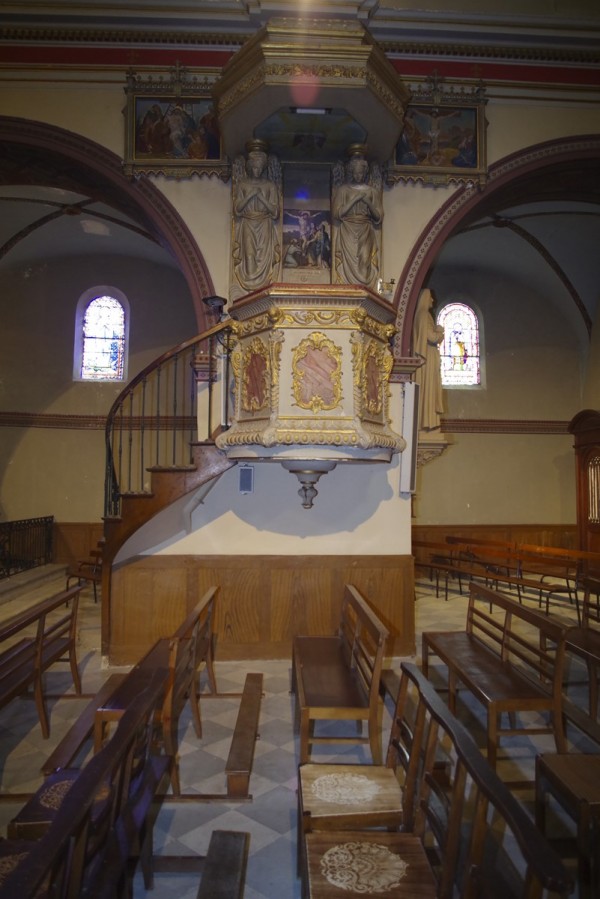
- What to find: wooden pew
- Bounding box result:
[301,662,574,899]
[36,587,217,791]
[0,584,83,738]
[422,581,569,769]
[291,584,389,765]
[0,670,169,899]
[414,538,573,613]
[446,535,600,613]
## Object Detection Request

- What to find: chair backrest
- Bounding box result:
[385,663,431,831]
[397,663,574,899]
[562,625,600,740]
[396,664,474,899]
[339,584,389,706]
[581,576,600,628]
[160,631,197,732]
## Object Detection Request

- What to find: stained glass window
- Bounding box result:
[75,291,128,381]
[437,302,480,387]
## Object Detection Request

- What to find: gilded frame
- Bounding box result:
[387,78,488,188]
[123,65,229,181]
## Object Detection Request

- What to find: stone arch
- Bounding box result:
[0,115,216,332]
[394,134,600,357]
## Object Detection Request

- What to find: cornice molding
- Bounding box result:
[380,40,600,67]
[441,418,570,435]
[0,26,248,48]
[1,25,598,67]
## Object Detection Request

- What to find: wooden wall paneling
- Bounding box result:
[412,524,577,549]
[193,559,264,657]
[269,564,334,644]
[340,560,415,658]
[110,557,188,664]
[105,554,415,665]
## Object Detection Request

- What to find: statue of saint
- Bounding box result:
[332,146,383,290]
[231,140,281,299]
[413,288,445,431]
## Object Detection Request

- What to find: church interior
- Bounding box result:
[0,0,599,896]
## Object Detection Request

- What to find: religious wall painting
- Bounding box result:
[362,341,384,418]
[388,77,488,188]
[282,165,332,286]
[123,66,229,180]
[241,337,271,414]
[292,332,342,413]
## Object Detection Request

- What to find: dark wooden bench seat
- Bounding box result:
[292,584,389,764]
[422,581,569,769]
[0,584,83,738]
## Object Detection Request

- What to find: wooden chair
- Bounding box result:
[300,664,467,899]
[298,663,430,879]
[535,626,600,899]
[66,548,102,603]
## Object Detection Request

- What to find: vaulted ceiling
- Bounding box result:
[1,0,599,348]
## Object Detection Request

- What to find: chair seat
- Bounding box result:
[300,763,403,830]
[8,770,111,841]
[304,830,436,898]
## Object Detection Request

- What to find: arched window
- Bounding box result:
[437,302,481,387]
[73,287,129,381]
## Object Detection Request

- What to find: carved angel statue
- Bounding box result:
[413,287,445,431]
[231,139,282,299]
[332,145,383,290]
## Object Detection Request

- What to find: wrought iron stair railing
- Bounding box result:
[104,319,233,521]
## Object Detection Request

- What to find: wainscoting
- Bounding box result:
[412,523,577,549]
[108,554,415,665]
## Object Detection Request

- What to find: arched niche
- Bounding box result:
[0,115,215,333]
[395,134,600,357]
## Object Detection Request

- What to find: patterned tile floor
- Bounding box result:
[0,566,583,898]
